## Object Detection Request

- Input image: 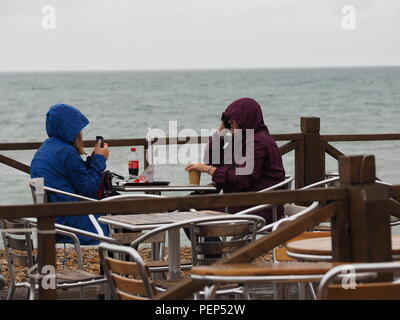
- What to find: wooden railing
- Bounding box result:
[0,154,399,299]
[1,116,400,299]
[1,117,400,189]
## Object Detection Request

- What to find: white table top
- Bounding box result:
[98,210,226,230]
[114,184,218,192]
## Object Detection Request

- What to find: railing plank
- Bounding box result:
[279,141,298,156]
[389,199,400,219]
[321,134,400,142]
[0,188,348,220]
[0,154,30,173]
[325,143,345,160]
[0,134,303,151]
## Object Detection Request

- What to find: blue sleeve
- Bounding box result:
[84,155,94,168]
[64,150,107,199]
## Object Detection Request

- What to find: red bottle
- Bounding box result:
[128,147,139,180]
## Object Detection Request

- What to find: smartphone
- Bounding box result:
[96,136,104,148]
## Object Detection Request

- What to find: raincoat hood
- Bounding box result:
[222,98,269,133]
[46,104,89,144]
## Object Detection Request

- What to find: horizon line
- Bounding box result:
[1,64,400,73]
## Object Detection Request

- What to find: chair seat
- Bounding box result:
[154,279,238,291]
[145,259,192,268]
[191,262,342,276]
[56,270,102,283]
[154,279,183,289]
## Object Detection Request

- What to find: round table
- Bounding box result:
[286,235,400,261]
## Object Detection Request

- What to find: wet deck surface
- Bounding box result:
[0,283,304,300]
[0,285,103,300]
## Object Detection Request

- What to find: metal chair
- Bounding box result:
[317,261,400,300]
[327,173,400,227]
[98,242,156,300]
[228,177,340,299]
[30,177,185,277]
[29,177,167,246]
[129,215,265,299]
[233,176,295,222]
[100,193,168,261]
[0,219,107,300]
[255,176,339,236]
[29,178,114,242]
[130,215,265,267]
[190,262,340,300]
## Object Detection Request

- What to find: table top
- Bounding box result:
[191,262,344,276]
[287,235,400,255]
[99,210,226,229]
[114,184,218,192]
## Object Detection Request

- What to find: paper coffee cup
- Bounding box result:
[188,170,201,185]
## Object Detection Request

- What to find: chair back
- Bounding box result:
[29,178,105,236]
[189,216,265,266]
[233,176,294,221]
[1,219,35,286]
[318,262,400,300]
[99,243,156,300]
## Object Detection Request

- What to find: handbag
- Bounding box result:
[97,171,121,199]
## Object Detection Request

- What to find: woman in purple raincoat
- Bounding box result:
[186,98,285,223]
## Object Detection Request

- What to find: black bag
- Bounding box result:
[97,171,121,199]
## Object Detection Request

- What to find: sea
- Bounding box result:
[0,67,400,244]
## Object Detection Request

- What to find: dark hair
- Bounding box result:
[221,114,231,129]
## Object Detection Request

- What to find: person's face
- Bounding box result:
[229,119,239,133]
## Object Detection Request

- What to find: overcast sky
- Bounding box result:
[1,0,399,71]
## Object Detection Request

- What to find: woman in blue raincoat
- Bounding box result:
[30,104,110,244]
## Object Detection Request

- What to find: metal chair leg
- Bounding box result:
[298,283,307,300]
[308,282,317,300]
[242,284,251,300]
[7,283,16,300]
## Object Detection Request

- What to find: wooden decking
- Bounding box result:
[0,285,104,300]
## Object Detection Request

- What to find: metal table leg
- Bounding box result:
[167,228,181,279]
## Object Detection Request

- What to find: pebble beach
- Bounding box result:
[0,247,273,288]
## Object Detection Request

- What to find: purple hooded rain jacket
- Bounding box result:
[205,98,285,223]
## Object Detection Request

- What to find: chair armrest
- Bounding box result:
[23,217,119,245]
[53,223,119,245]
[55,229,84,269]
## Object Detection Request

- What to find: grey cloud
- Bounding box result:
[0,0,399,71]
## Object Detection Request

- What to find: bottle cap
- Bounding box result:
[131,147,137,152]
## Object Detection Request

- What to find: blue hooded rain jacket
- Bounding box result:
[30,104,109,244]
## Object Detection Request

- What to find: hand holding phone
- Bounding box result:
[96,136,104,148]
[94,136,109,160]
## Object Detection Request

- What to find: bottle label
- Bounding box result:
[128,160,139,169]
[128,160,139,179]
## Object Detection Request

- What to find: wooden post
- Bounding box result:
[299,117,325,188]
[332,155,392,265]
[34,178,57,300]
[295,136,305,189]
[37,217,57,300]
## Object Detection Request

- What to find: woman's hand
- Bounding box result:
[94,141,110,160]
[185,163,216,176]
[218,121,232,137]
[218,121,225,133]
